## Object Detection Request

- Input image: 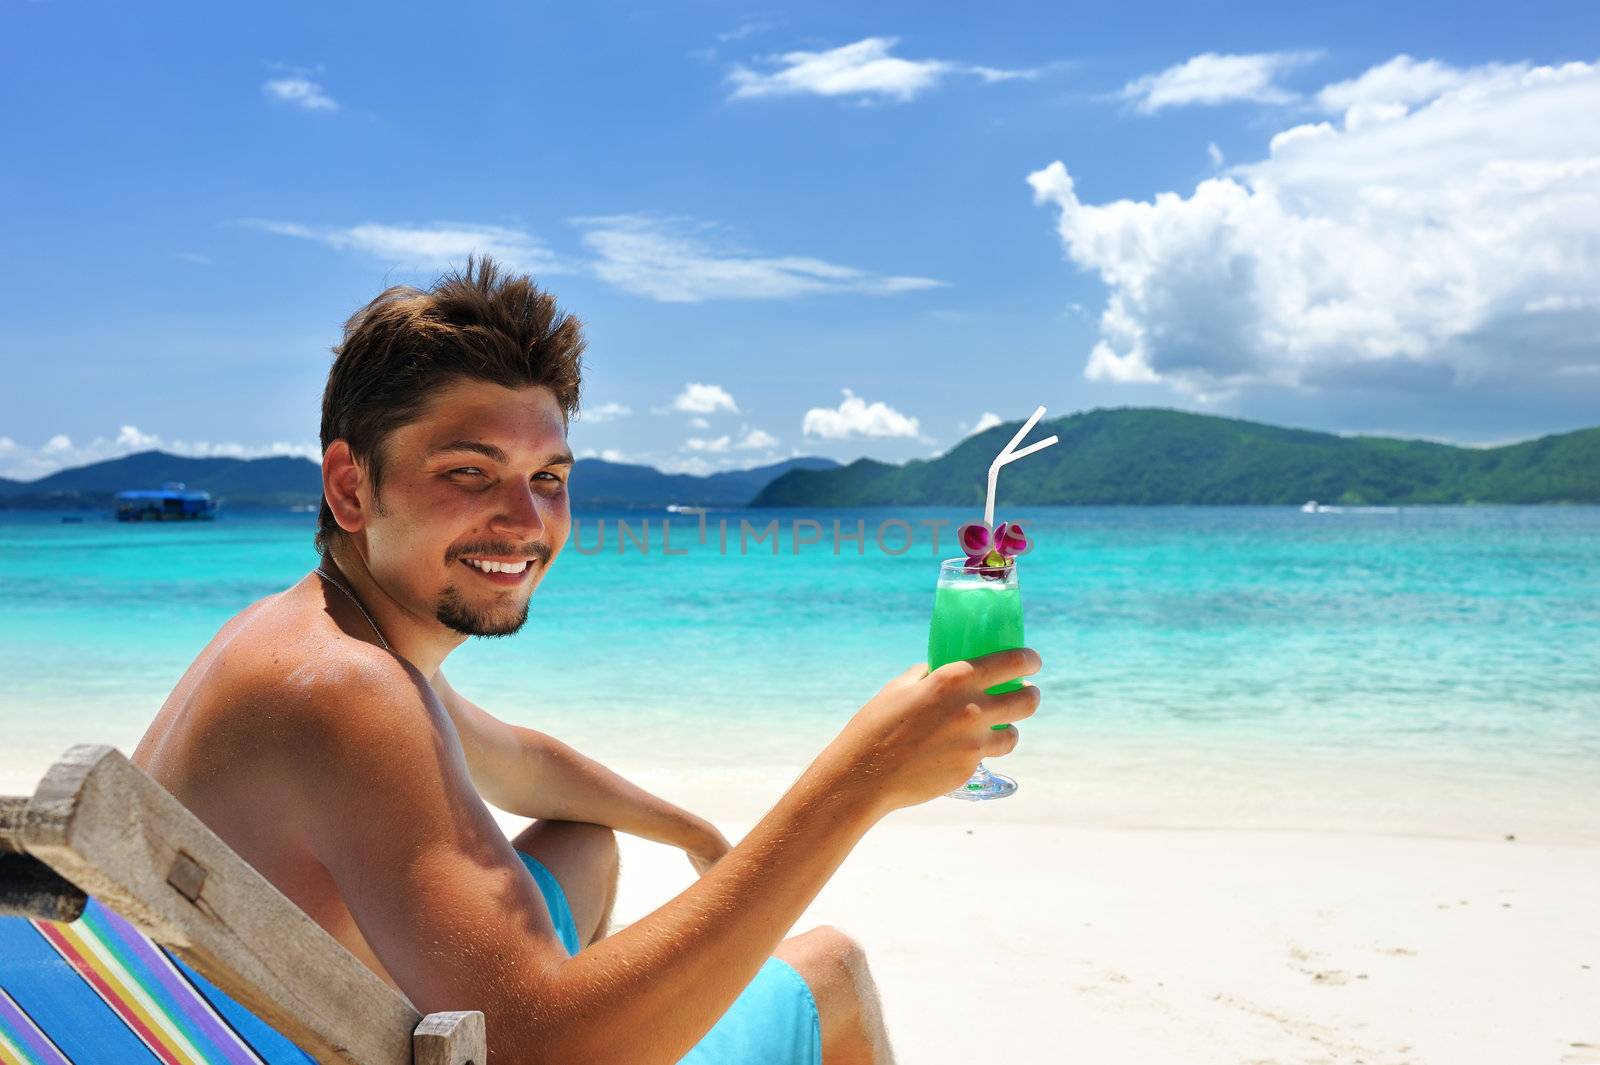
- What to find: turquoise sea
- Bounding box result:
[2,506,1597,837]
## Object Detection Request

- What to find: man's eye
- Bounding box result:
[534,471,566,484]
[451,467,485,477]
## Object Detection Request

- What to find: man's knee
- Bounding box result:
[784,925,878,1011]
[571,820,619,872]
[515,818,618,870]
[510,819,620,943]
[807,925,871,981]
[781,926,890,1064]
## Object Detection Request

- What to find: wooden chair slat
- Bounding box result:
[413,1010,488,1065]
[20,745,424,1065]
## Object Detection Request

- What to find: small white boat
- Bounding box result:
[1302,500,1397,514]
[665,504,706,514]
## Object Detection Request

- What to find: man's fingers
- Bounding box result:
[982,682,1041,723]
[983,724,1020,758]
[898,662,930,686]
[969,647,1041,688]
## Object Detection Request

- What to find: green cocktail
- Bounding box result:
[929,584,1025,692]
[929,557,1024,799]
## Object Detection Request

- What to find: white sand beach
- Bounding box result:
[7,727,1597,1064]
[489,759,1600,1065]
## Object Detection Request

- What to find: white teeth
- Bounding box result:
[464,559,528,574]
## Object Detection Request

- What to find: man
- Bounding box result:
[132,258,1040,1064]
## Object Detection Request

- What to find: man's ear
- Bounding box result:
[322,440,368,535]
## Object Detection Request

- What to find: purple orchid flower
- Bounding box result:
[957,520,1029,578]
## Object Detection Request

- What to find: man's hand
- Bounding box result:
[819,647,1043,816]
[683,821,733,876]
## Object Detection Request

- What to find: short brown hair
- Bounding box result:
[316,256,585,554]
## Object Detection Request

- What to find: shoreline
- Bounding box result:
[6,732,1598,846]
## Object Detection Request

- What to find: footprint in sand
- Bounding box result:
[1287,943,1353,985]
[1563,1042,1600,1065]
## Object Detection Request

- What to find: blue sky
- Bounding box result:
[2,0,1597,479]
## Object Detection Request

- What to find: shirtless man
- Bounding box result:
[131,258,1040,1064]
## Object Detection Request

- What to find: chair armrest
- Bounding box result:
[15,745,445,1065]
[414,1010,487,1065]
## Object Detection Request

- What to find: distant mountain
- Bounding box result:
[0,452,322,508]
[572,456,839,507]
[752,408,1600,506]
[0,450,841,510]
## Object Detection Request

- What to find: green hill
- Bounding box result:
[571,456,838,506]
[752,409,1600,507]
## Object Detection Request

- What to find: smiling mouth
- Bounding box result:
[457,550,537,585]
[461,558,530,574]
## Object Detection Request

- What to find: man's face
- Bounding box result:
[360,378,573,638]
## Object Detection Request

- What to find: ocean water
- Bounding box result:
[2,506,1597,834]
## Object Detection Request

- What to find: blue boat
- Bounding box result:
[114,482,218,521]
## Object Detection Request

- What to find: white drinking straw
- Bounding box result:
[985,406,1060,527]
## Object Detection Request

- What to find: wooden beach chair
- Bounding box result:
[0,745,486,1065]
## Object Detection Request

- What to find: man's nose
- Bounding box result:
[489,479,544,540]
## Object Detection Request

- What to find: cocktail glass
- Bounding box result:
[929,556,1024,800]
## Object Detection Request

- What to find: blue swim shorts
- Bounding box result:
[517,851,822,1065]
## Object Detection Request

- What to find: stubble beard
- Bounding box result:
[434,583,532,638]
[435,538,553,637]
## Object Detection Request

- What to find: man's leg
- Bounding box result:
[775,925,895,1065]
[506,827,890,1061]
[511,820,620,947]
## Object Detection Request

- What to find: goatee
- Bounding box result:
[435,586,530,637]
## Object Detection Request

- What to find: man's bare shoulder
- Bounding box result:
[228,592,442,750]
[144,582,445,781]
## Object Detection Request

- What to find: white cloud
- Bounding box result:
[262,76,337,112]
[736,427,780,449]
[0,426,320,481]
[717,17,781,43]
[660,455,715,476]
[241,219,562,273]
[728,36,1035,103]
[1207,141,1225,167]
[576,447,636,464]
[965,411,1003,436]
[1120,50,1321,113]
[246,212,935,303]
[802,389,922,440]
[970,65,1038,84]
[672,382,739,414]
[1526,294,1598,313]
[116,425,159,448]
[689,416,711,429]
[1029,55,1600,400]
[684,435,732,453]
[1316,55,1489,115]
[575,214,943,302]
[580,401,632,423]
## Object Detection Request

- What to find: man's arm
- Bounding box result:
[306,648,1038,1064]
[431,670,729,867]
